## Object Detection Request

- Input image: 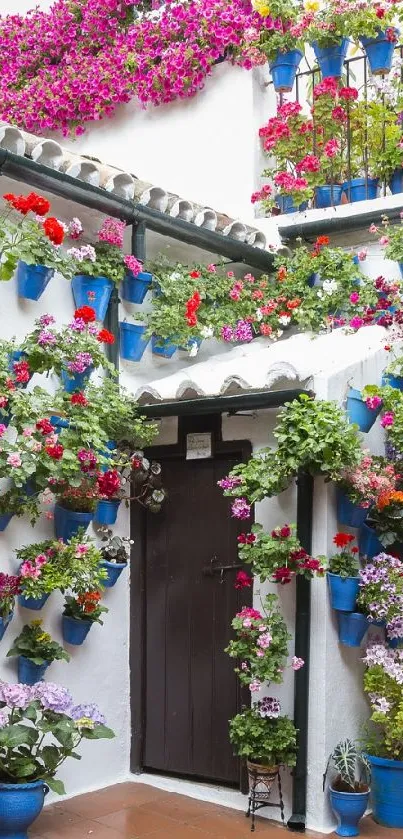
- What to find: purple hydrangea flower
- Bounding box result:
[0,682,34,709]
[0,710,8,728]
[70,703,106,725]
[34,682,73,714]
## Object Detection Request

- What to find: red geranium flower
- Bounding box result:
[97,328,115,344]
[74,306,96,323]
[97,469,121,499]
[273,566,294,584]
[13,360,30,383]
[189,270,201,279]
[43,217,64,245]
[36,418,54,435]
[333,532,355,548]
[45,443,64,460]
[71,392,88,406]
[234,570,253,589]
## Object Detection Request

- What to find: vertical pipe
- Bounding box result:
[287,470,314,833]
[104,285,120,372]
[132,220,147,264]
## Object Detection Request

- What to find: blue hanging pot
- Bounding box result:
[19,592,49,611]
[54,504,94,543]
[269,49,303,92]
[121,271,152,304]
[366,754,403,828]
[360,29,399,76]
[328,573,359,612]
[0,512,13,532]
[329,787,369,836]
[18,656,49,685]
[336,489,369,529]
[0,611,13,641]
[337,612,369,647]
[94,499,120,525]
[50,415,70,434]
[178,337,203,353]
[359,522,384,559]
[62,615,92,645]
[151,335,178,359]
[99,440,117,472]
[119,322,150,362]
[382,373,403,391]
[343,177,379,203]
[346,387,381,432]
[390,168,403,195]
[71,275,114,322]
[0,779,48,839]
[312,37,349,78]
[100,560,126,588]
[314,184,343,209]
[307,272,321,288]
[387,635,403,649]
[60,367,93,393]
[16,260,54,301]
[276,194,308,214]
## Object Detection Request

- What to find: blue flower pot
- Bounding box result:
[269,48,303,92]
[366,753,403,828]
[72,274,114,322]
[50,415,70,434]
[328,573,359,611]
[0,779,48,839]
[359,523,384,559]
[19,592,49,611]
[276,195,308,214]
[312,37,349,78]
[61,367,93,393]
[315,184,343,209]
[0,611,13,641]
[62,615,92,645]
[0,512,13,531]
[346,387,381,432]
[360,29,399,76]
[343,177,379,203]
[100,560,126,588]
[54,504,94,542]
[179,338,203,353]
[387,636,403,649]
[390,168,403,195]
[18,656,49,685]
[95,499,120,525]
[100,440,117,472]
[307,272,321,288]
[336,489,369,528]
[337,612,369,647]
[329,787,369,836]
[119,322,150,362]
[399,262,403,279]
[151,335,178,359]
[370,618,386,628]
[16,260,54,301]
[382,373,403,391]
[121,271,152,304]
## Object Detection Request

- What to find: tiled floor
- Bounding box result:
[30,782,403,838]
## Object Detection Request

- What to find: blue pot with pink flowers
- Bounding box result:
[276,195,308,214]
[72,275,114,322]
[382,373,403,391]
[315,184,344,209]
[61,367,93,393]
[54,504,94,542]
[0,779,49,839]
[312,37,349,78]
[346,388,381,432]
[343,177,379,203]
[16,261,54,301]
[360,29,399,76]
[0,611,13,641]
[121,271,152,304]
[269,49,303,92]
[336,489,369,529]
[95,499,120,525]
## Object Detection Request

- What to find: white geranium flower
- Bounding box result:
[322,279,338,296]
[278,314,291,326]
[200,326,213,338]
[169,272,182,281]
[255,309,263,321]
[188,342,199,358]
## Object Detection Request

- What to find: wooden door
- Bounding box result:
[142,452,252,786]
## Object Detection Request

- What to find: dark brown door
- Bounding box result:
[143,453,252,785]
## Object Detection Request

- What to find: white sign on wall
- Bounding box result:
[186,432,212,460]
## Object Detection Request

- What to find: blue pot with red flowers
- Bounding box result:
[16,261,54,301]
[119,322,150,362]
[50,415,70,434]
[54,504,94,542]
[18,656,49,685]
[72,275,114,322]
[337,611,369,647]
[346,388,381,432]
[100,560,126,588]
[315,184,343,209]
[62,615,92,645]
[360,29,399,76]
[0,779,49,839]
[343,177,379,203]
[312,37,349,79]
[61,367,93,393]
[121,271,152,304]
[0,611,13,641]
[328,573,360,611]
[359,522,384,559]
[269,49,303,93]
[95,499,120,525]
[336,489,369,529]
[151,335,178,359]
[276,195,308,214]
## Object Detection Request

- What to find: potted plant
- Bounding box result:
[254,0,304,92]
[366,490,403,552]
[358,552,403,644]
[236,522,325,584]
[0,573,20,641]
[363,642,403,827]
[346,3,401,76]
[7,621,70,685]
[371,214,403,277]
[225,594,291,690]
[18,535,106,608]
[95,469,123,525]
[229,700,297,789]
[53,482,101,542]
[0,191,76,298]
[337,453,398,528]
[323,739,370,837]
[99,527,133,587]
[327,533,369,647]
[346,386,382,433]
[62,591,108,645]
[302,3,351,78]
[0,680,113,837]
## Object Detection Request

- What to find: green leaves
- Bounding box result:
[0,724,39,748]
[81,725,115,740]
[43,776,66,795]
[229,709,297,767]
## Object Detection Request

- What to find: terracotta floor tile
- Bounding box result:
[189,810,274,839]
[96,805,180,836]
[36,816,129,839]
[137,792,223,824]
[63,783,169,818]
[144,826,233,839]
[33,804,83,832]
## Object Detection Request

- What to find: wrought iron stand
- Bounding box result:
[245,764,285,832]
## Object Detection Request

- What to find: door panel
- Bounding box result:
[143,454,251,785]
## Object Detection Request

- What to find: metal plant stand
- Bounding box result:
[246,762,285,832]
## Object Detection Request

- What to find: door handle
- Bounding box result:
[202,560,244,577]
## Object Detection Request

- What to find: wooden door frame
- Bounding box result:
[130,429,252,787]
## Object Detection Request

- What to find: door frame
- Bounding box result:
[130,424,252,786]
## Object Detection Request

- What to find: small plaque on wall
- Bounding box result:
[186,432,212,460]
